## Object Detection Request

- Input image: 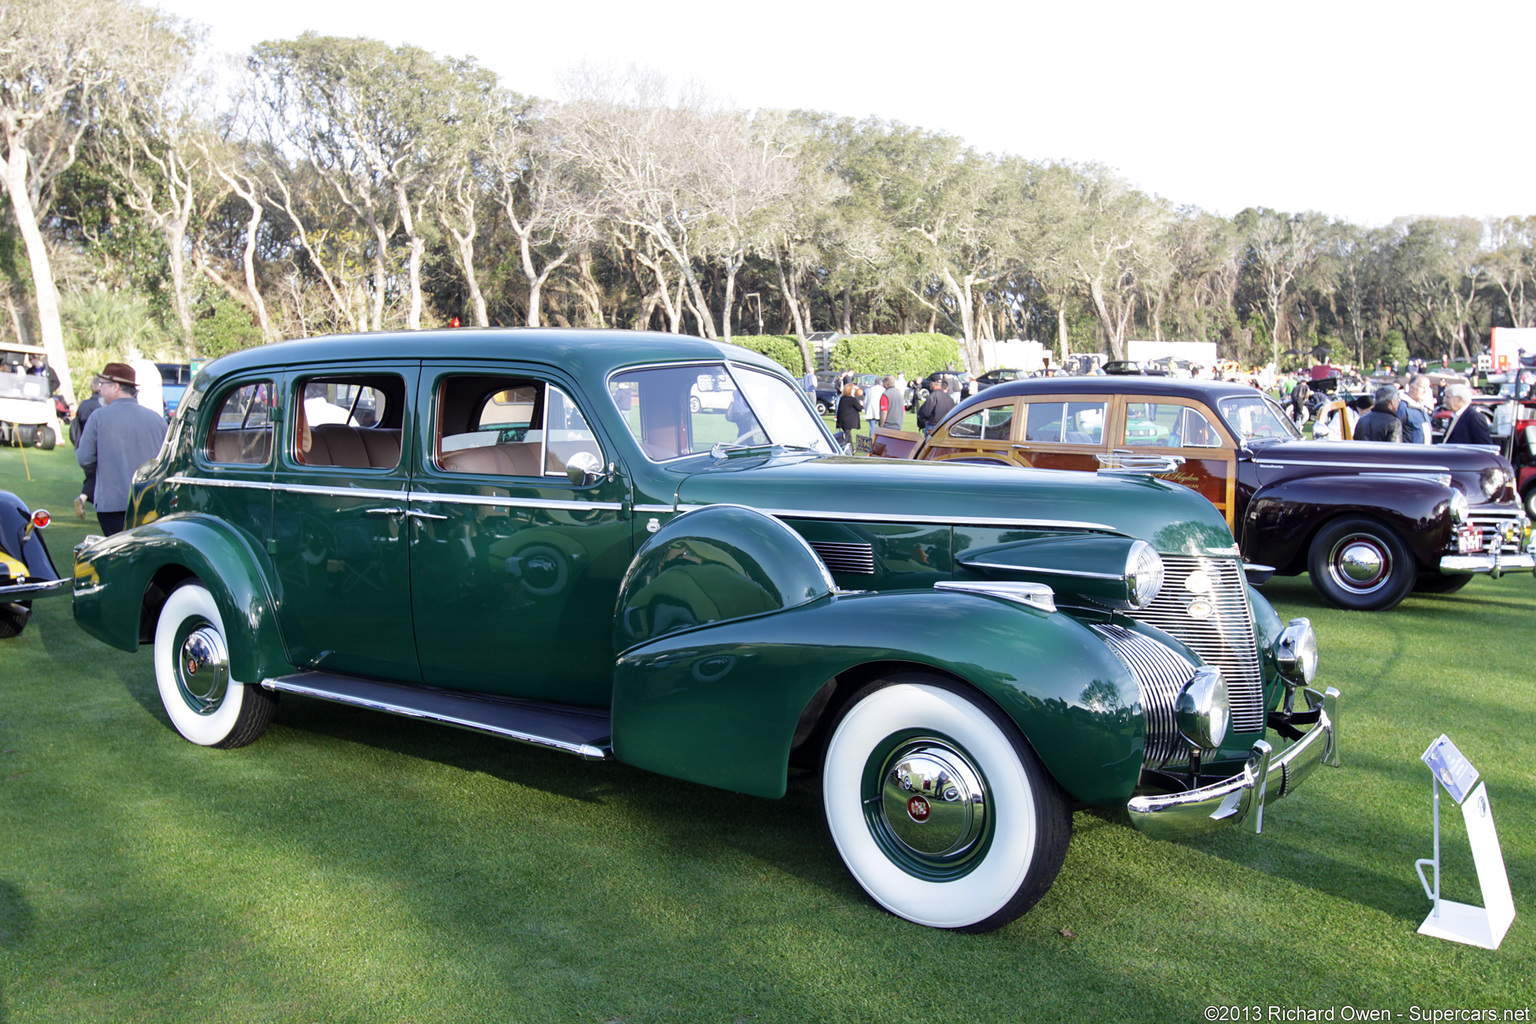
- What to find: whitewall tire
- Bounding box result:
[153,582,275,748]
[822,678,1070,931]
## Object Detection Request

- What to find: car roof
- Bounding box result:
[197,328,786,382]
[949,374,1266,414]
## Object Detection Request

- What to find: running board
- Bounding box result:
[261,671,612,761]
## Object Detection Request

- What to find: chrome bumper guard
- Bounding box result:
[1127,686,1341,841]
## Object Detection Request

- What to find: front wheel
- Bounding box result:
[1307,516,1417,610]
[1522,483,1536,521]
[153,582,275,747]
[822,677,1071,931]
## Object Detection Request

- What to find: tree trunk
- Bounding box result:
[1,141,74,405]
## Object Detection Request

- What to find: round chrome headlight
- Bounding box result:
[1175,666,1229,751]
[1480,466,1508,500]
[1274,617,1318,686]
[1124,540,1164,609]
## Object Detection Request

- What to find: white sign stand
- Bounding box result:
[1414,736,1515,950]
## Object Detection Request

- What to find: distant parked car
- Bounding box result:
[973,369,1023,391]
[157,362,194,419]
[876,375,1534,610]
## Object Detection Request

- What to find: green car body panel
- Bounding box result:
[71,328,1339,923]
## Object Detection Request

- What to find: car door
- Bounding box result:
[407,364,633,707]
[1112,396,1238,527]
[269,365,421,682]
[1008,394,1109,471]
[919,396,1019,465]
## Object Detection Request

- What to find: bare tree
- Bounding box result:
[0,0,185,403]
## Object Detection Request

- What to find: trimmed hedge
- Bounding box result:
[833,333,961,381]
[726,333,963,381]
[725,334,804,373]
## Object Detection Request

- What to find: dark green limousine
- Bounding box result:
[73,329,1339,931]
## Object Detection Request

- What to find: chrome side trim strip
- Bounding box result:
[165,476,624,513]
[407,491,625,513]
[1254,460,1452,473]
[675,504,1116,531]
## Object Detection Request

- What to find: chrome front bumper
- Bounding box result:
[1126,686,1341,841]
[1437,552,1535,577]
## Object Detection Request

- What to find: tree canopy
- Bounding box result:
[4,0,1533,381]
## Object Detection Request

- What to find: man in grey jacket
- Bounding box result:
[76,362,167,535]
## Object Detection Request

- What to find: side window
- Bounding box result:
[1063,402,1107,444]
[294,375,403,469]
[437,375,601,477]
[205,382,273,465]
[1023,401,1065,442]
[1170,406,1221,448]
[611,364,759,460]
[949,403,1013,441]
[1124,402,1179,446]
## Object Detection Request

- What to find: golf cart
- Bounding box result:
[0,342,65,450]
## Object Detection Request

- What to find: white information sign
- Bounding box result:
[1415,736,1515,950]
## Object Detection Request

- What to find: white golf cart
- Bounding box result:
[0,342,65,450]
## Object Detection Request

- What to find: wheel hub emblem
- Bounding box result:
[907,795,931,822]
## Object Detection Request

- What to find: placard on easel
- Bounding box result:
[1414,734,1515,950]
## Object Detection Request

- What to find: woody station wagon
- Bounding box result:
[73,329,1339,931]
[876,376,1534,611]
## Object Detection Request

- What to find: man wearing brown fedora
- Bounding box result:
[75,362,167,535]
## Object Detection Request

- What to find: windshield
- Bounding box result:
[610,362,835,461]
[1217,393,1301,444]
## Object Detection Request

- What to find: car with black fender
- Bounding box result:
[1,490,66,638]
[72,329,1339,931]
[874,375,1533,611]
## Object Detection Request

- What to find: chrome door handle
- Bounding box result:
[405,509,450,521]
[364,507,405,517]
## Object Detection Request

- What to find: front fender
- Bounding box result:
[1244,474,1453,572]
[73,513,289,682]
[612,588,1145,804]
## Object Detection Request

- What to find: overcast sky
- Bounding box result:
[153,0,1535,227]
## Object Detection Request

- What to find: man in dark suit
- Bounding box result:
[916,379,955,432]
[1354,385,1403,442]
[1441,384,1493,446]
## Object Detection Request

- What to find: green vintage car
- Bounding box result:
[73,329,1339,932]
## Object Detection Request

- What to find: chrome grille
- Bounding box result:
[1129,556,1266,735]
[810,541,876,575]
[1466,508,1527,555]
[1091,624,1196,768]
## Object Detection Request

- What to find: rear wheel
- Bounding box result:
[1307,516,1417,610]
[34,425,55,450]
[153,582,275,748]
[822,676,1071,931]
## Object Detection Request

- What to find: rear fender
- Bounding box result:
[73,514,288,681]
[612,587,1145,804]
[1244,474,1452,572]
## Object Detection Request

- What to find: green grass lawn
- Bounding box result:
[2,442,1532,1023]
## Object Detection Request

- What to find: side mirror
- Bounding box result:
[565,450,605,487]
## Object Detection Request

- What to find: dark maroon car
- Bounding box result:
[874,376,1534,611]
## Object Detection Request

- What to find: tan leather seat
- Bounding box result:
[439,442,539,476]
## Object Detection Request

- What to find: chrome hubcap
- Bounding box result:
[177,625,229,714]
[1331,537,1388,591]
[877,741,988,861]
